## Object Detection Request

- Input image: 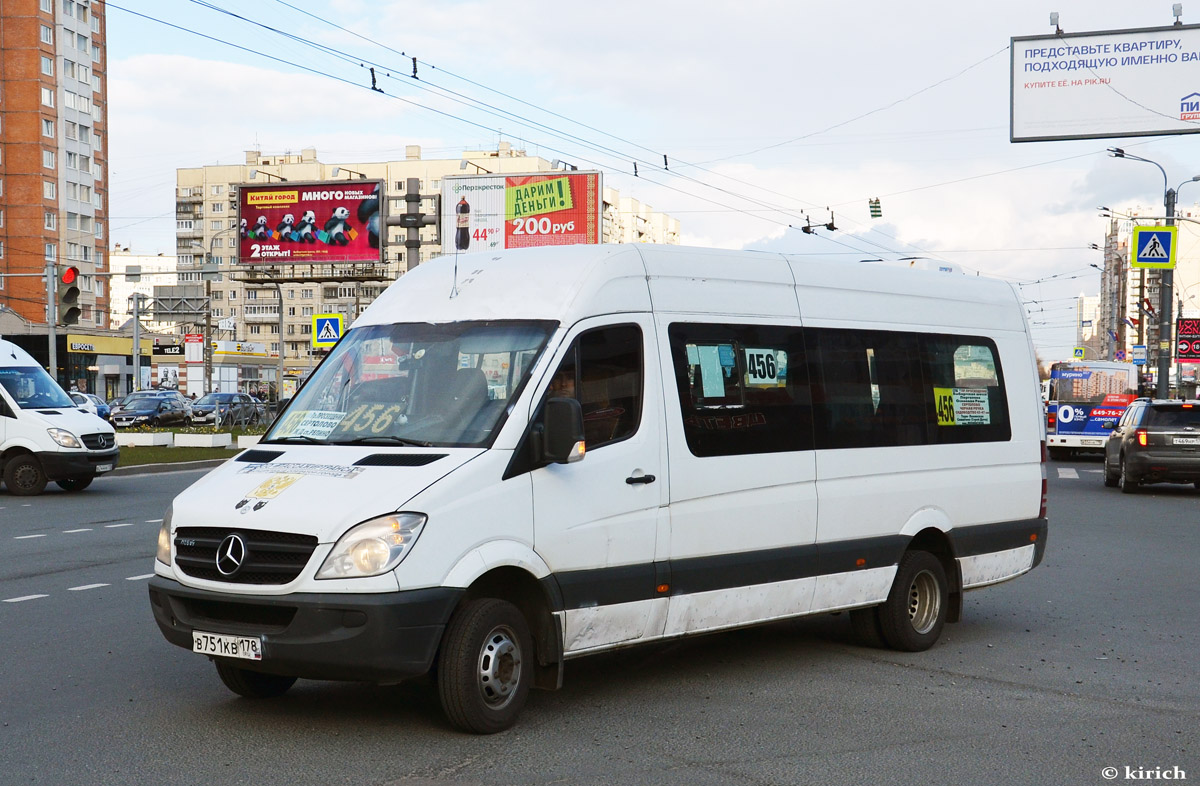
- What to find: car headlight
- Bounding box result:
[47,428,82,449]
[156,505,173,565]
[316,513,426,579]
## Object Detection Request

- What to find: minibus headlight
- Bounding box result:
[156,506,174,566]
[316,513,427,579]
[47,428,82,449]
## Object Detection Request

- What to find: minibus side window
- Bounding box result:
[547,325,643,450]
[810,328,927,449]
[921,335,1010,444]
[668,323,812,457]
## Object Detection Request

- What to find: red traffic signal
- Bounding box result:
[57,266,82,326]
[61,266,79,285]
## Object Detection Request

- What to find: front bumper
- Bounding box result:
[148,576,463,682]
[37,448,119,480]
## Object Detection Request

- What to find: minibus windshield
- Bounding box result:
[0,366,75,409]
[265,320,556,448]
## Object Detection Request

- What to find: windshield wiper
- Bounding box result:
[262,435,324,444]
[336,435,434,448]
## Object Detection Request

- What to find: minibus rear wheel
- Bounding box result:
[878,551,948,652]
[437,598,533,734]
[214,660,297,699]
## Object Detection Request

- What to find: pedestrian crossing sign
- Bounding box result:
[1131,226,1177,269]
[313,314,344,348]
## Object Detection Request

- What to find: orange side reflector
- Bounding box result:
[1030,534,1038,542]
[656,584,669,594]
[855,558,866,567]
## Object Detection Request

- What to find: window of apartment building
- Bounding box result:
[211,290,223,300]
[42,150,55,169]
[211,255,223,265]
[76,34,89,56]
[0,210,5,228]
[301,306,313,316]
[64,60,76,79]
[249,325,261,335]
[177,219,193,231]
[45,243,56,261]
[287,307,295,316]
[79,184,91,201]
[287,324,295,335]
[301,289,313,299]
[76,3,87,22]
[62,0,72,13]
[91,101,100,119]
[230,307,237,316]
[91,73,101,93]
[228,290,237,300]
[210,220,222,231]
[67,242,80,259]
[81,304,91,322]
[271,343,279,353]
[40,0,52,12]
[270,324,278,335]
[78,274,92,292]
[79,215,92,232]
[42,118,55,138]
[41,56,54,76]
[246,290,257,300]
[40,25,53,45]
[323,287,337,299]
[40,87,54,108]
[0,241,4,261]
[65,91,79,111]
[66,152,78,169]
[91,14,99,33]
[44,212,56,230]
[65,121,76,140]
[79,155,90,172]
[78,125,90,143]
[78,65,90,85]
[338,285,355,298]
[210,202,224,213]
[44,181,56,199]
[66,182,77,199]
[211,185,225,196]
[95,278,104,297]
[300,324,311,335]
[95,221,103,240]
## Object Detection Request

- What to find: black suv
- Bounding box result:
[1103,398,1200,493]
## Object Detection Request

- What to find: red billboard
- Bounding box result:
[236,181,383,265]
[1177,317,1200,363]
[440,172,602,254]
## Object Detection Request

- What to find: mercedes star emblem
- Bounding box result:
[216,534,247,576]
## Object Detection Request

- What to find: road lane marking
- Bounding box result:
[4,595,48,603]
[125,574,154,581]
[63,528,93,533]
[105,523,135,529]
[1057,468,1079,479]
[145,519,163,523]
[14,534,47,540]
[68,584,110,591]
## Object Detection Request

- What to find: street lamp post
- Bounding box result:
[192,224,239,394]
[1107,148,1189,397]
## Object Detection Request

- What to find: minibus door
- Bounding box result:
[531,316,669,654]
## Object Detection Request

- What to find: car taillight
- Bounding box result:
[1039,439,1048,520]
[1136,430,1148,447]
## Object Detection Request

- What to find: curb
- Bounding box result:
[107,458,230,477]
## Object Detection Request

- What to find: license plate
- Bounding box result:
[192,631,262,661]
[1081,439,1103,446]
[1173,437,1200,445]
[95,463,112,472]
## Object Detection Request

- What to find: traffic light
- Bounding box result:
[57,266,81,326]
[869,198,882,218]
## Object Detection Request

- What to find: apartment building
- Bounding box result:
[0,0,108,337]
[173,145,680,395]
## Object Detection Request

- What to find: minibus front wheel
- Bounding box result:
[877,550,948,652]
[3,453,48,496]
[437,598,533,734]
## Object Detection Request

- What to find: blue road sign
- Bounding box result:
[1131,226,1177,269]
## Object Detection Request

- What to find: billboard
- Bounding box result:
[1178,317,1200,363]
[440,171,602,254]
[1011,24,1200,141]
[236,180,383,265]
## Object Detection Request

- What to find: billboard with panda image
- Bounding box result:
[236,180,383,265]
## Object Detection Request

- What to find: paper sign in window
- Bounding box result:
[934,387,990,426]
[698,345,726,398]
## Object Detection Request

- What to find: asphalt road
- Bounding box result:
[1,459,1196,786]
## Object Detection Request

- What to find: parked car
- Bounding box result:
[113,390,194,421]
[70,392,111,421]
[111,395,192,428]
[1103,398,1200,492]
[191,392,258,425]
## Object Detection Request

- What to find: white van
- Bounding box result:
[148,244,1048,733]
[1,340,119,494]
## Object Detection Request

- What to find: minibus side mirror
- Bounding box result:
[541,397,586,465]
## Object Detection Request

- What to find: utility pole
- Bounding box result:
[1159,187,1176,398]
[132,293,142,391]
[205,279,213,395]
[45,260,58,384]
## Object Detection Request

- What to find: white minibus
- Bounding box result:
[1,340,119,495]
[149,244,1048,733]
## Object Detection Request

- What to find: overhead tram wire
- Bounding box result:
[110,4,928,263]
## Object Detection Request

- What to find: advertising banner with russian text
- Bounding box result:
[440,172,602,254]
[237,181,383,265]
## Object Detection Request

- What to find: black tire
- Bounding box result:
[56,476,93,492]
[1119,456,1138,494]
[437,598,533,734]
[878,551,948,652]
[184,417,193,427]
[4,454,48,496]
[149,418,160,427]
[1048,447,1071,460]
[1103,460,1119,488]
[849,607,886,648]
[214,660,296,699]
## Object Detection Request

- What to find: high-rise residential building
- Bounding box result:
[0,0,109,334]
[107,245,179,331]
[173,145,680,397]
